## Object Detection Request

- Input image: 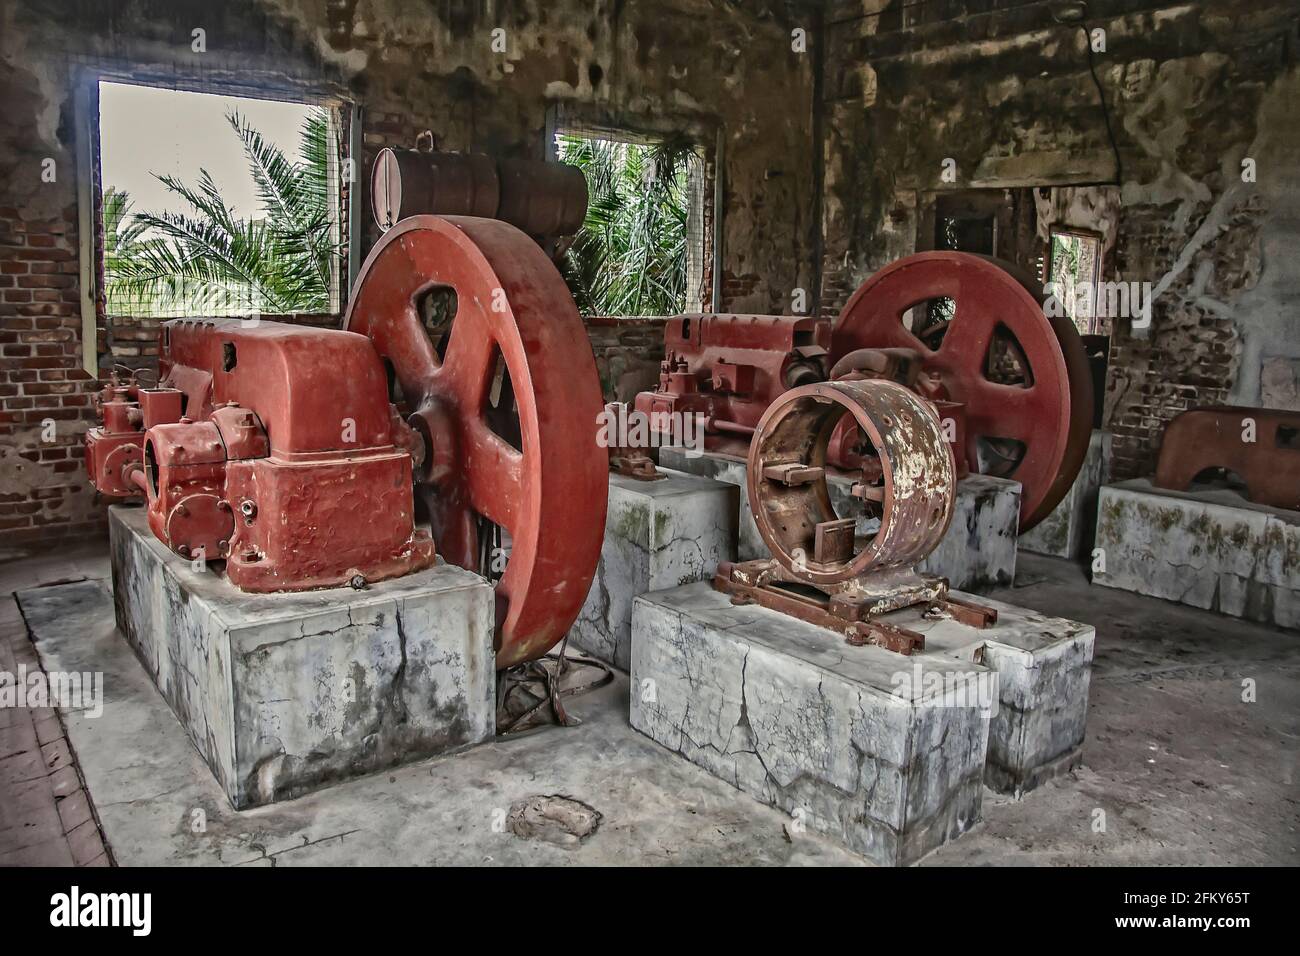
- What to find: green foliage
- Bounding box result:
[557,132,696,317]
[105,108,342,316]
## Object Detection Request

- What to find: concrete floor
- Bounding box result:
[3,542,1297,866]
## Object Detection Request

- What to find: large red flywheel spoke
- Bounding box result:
[345,215,608,668]
[833,251,1093,530]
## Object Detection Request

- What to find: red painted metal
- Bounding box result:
[85,319,436,591]
[1153,406,1300,510]
[632,255,1091,529]
[85,383,146,498]
[344,215,608,669]
[834,252,1093,529]
[633,314,830,458]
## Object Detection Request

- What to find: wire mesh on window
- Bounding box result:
[553,122,708,319]
[100,88,348,321]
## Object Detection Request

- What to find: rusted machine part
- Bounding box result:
[824,346,970,479]
[749,379,955,583]
[85,386,144,498]
[604,402,664,480]
[1153,406,1300,510]
[344,215,608,669]
[371,147,588,238]
[633,314,831,458]
[833,251,1093,530]
[84,319,437,591]
[713,378,996,655]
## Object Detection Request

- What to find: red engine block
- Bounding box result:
[85,319,434,592]
[633,313,830,458]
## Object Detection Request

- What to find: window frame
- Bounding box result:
[77,69,358,375]
[1046,226,1105,336]
[546,105,717,319]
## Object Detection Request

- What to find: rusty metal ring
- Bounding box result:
[747,379,955,587]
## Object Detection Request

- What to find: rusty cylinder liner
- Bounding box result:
[747,379,956,587]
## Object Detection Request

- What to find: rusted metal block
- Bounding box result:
[1154,405,1300,511]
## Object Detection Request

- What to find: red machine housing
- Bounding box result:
[85,319,434,592]
[633,314,830,458]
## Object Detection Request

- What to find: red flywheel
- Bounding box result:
[345,215,608,668]
[833,251,1092,530]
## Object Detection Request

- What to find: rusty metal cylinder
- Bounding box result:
[371,148,588,237]
[495,158,589,237]
[748,379,955,586]
[371,148,499,231]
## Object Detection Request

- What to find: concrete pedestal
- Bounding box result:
[109,505,496,809]
[571,469,737,669]
[659,447,1020,591]
[918,595,1095,795]
[1094,480,1299,630]
[1020,430,1112,560]
[630,582,992,865]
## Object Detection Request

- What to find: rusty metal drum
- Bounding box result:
[371,148,499,231]
[747,379,955,587]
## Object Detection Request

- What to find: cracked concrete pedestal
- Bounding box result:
[629,582,993,865]
[571,469,738,670]
[1020,430,1112,560]
[1094,480,1299,630]
[916,595,1095,795]
[109,505,496,809]
[659,447,1020,592]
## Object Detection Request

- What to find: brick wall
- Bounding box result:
[0,204,103,553]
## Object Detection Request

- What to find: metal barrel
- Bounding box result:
[371,148,588,237]
[370,147,499,231]
[496,158,589,237]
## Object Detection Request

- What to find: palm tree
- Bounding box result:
[557,133,697,317]
[102,187,150,315]
[108,108,343,316]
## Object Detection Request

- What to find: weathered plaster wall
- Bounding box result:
[0,0,817,553]
[821,0,1300,479]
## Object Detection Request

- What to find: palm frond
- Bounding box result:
[558,132,696,317]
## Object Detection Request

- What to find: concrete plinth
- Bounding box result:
[1094,480,1299,630]
[1020,430,1112,560]
[659,447,1020,591]
[630,582,992,865]
[109,505,496,809]
[917,596,1095,795]
[572,469,737,669]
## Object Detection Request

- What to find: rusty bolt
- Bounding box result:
[217,500,231,511]
[218,539,228,551]
[349,574,368,590]
[240,500,257,518]
[177,544,190,557]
